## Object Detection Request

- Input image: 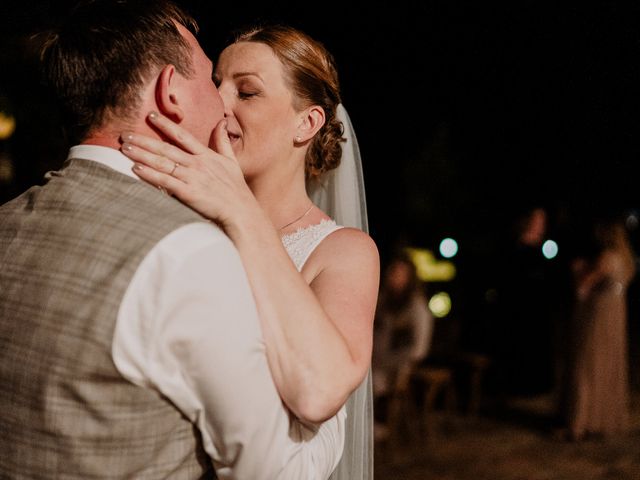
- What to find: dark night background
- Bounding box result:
[2,1,640,391]
[3,1,640,252]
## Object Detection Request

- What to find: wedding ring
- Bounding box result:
[170,162,180,176]
[158,185,168,195]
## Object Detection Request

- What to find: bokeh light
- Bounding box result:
[428,292,452,318]
[542,239,558,260]
[0,112,16,140]
[405,247,456,282]
[439,238,458,258]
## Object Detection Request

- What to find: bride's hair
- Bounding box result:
[234,25,345,179]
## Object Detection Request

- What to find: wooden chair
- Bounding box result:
[412,365,456,436]
[378,363,456,456]
[461,353,491,415]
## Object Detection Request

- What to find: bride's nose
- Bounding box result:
[223,103,234,118]
[218,88,235,117]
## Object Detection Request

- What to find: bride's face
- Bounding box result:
[214,42,300,180]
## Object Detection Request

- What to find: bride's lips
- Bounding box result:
[227,130,241,144]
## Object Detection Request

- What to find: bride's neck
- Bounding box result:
[248,171,311,230]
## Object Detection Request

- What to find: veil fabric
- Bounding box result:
[308,105,369,234]
[308,104,374,480]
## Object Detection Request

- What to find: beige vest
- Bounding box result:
[0,159,215,478]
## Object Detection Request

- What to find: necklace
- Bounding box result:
[278,204,314,231]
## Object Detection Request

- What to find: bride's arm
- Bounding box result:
[230,208,379,422]
[121,113,379,423]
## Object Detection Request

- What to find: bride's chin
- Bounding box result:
[235,155,250,174]
[232,147,244,165]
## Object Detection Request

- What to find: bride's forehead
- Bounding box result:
[217,42,280,71]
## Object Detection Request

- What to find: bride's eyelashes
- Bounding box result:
[237,80,261,100]
[211,75,260,100]
[238,90,259,100]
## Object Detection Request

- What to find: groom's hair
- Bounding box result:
[39,0,198,143]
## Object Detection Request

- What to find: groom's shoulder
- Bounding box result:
[117,184,230,253]
[116,185,214,242]
[60,159,217,246]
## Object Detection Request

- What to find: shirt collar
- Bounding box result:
[67,145,138,180]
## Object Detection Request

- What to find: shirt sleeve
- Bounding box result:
[112,222,345,480]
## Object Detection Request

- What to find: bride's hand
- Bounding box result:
[120,112,257,229]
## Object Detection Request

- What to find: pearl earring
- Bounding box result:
[295,135,302,143]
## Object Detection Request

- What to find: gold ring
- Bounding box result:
[158,185,168,195]
[170,162,180,176]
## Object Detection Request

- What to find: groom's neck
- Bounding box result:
[81,132,121,150]
[80,118,145,149]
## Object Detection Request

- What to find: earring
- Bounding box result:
[294,135,302,143]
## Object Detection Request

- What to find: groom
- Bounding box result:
[0,1,343,479]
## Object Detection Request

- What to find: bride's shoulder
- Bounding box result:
[317,226,379,268]
[333,226,376,246]
[303,225,379,285]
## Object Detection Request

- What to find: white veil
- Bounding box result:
[308,105,369,234]
[307,104,374,480]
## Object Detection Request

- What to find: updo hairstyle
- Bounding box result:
[235,25,344,179]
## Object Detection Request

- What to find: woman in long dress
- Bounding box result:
[121,25,378,479]
[563,217,636,439]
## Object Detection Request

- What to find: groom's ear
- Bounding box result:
[296,106,325,142]
[156,65,185,122]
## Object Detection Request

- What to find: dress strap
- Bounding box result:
[281,219,343,271]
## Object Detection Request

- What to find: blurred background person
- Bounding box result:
[559,213,636,440]
[372,253,434,435]
[489,206,559,397]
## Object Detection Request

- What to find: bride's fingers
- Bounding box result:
[211,119,237,161]
[147,111,209,155]
[121,131,191,168]
[132,163,186,196]
[122,143,188,180]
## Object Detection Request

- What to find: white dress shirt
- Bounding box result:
[67,146,345,480]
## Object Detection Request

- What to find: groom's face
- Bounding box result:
[175,25,224,147]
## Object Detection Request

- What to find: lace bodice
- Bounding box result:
[281,219,343,271]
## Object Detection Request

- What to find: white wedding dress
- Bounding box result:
[281,218,372,480]
[282,219,344,271]
[284,105,374,480]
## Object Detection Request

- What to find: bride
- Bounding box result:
[121,25,378,479]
